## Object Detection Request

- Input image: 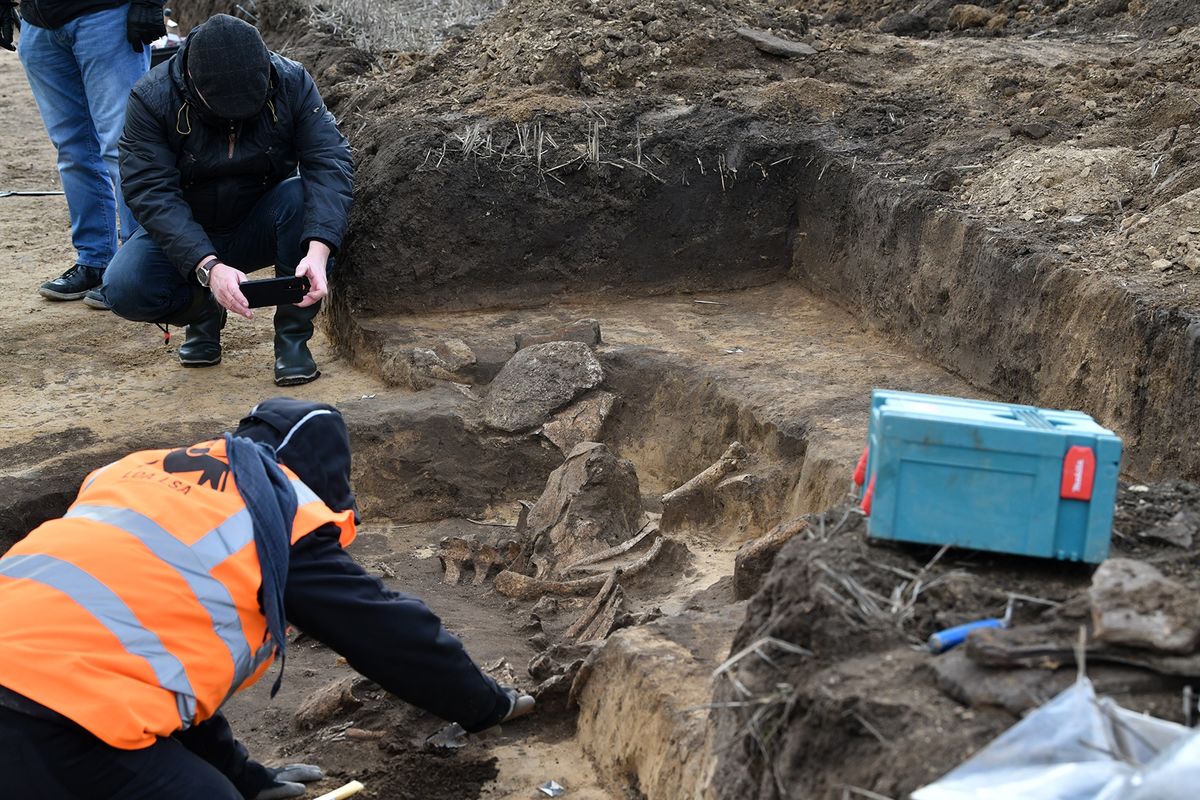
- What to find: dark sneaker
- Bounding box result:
[82,288,110,310]
[39,265,103,301]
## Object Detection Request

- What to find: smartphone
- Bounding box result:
[240,276,311,308]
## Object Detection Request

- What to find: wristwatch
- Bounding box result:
[195,256,219,288]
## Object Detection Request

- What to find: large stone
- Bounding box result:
[1090,559,1200,654]
[524,442,642,578]
[735,27,817,58]
[541,391,616,456]
[483,341,604,433]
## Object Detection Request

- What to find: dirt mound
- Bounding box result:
[711,485,1200,798]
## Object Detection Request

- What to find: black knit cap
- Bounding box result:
[186,14,271,121]
[235,398,360,522]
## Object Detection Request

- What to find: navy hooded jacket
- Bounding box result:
[236,399,511,733]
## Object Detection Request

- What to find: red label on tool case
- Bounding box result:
[1061,446,1096,501]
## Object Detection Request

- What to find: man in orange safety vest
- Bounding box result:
[0,398,533,799]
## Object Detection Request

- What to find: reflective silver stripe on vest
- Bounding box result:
[289,478,322,508]
[190,479,321,570]
[0,553,198,728]
[190,508,255,573]
[64,505,256,690]
[80,462,118,492]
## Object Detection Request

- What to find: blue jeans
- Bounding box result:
[19,5,149,270]
[105,177,308,324]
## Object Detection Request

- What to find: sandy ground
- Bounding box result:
[0,55,388,462]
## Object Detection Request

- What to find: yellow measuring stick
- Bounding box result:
[313,781,366,800]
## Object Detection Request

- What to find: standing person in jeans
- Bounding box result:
[1,0,163,305]
[103,14,353,386]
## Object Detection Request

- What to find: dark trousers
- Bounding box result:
[103,177,306,325]
[0,705,272,800]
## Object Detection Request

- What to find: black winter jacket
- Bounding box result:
[119,38,353,277]
[18,0,145,30]
[286,527,512,733]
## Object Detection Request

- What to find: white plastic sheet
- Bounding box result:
[912,678,1195,800]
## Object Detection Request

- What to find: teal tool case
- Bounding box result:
[864,390,1122,563]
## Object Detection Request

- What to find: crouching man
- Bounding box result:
[0,398,533,799]
[103,14,352,386]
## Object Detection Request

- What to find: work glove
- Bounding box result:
[126,0,165,52]
[501,687,536,723]
[1,2,18,52]
[253,764,325,800]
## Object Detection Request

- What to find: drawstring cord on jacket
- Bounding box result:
[176,101,192,135]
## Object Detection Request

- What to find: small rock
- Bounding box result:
[1010,121,1051,140]
[736,27,817,58]
[1152,258,1175,272]
[1140,510,1199,549]
[528,652,556,681]
[483,341,604,433]
[1090,559,1200,654]
[1168,26,1181,36]
[294,676,361,730]
[878,11,927,34]
[1021,210,1036,221]
[532,596,560,617]
[1057,244,1074,254]
[949,3,994,29]
[646,19,674,42]
[434,338,477,372]
[528,632,551,651]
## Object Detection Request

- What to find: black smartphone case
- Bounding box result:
[240,276,310,308]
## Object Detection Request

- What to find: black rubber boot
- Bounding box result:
[273,301,320,386]
[178,301,227,367]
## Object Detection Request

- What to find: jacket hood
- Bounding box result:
[234,398,359,522]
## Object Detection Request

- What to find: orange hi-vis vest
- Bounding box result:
[0,438,355,750]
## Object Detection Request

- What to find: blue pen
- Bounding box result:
[927,598,1015,654]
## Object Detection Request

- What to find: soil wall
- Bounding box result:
[334,110,799,319]
[790,154,1200,480]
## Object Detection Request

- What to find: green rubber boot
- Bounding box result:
[273,300,321,386]
[178,302,227,367]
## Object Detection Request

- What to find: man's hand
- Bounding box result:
[126,0,165,52]
[209,262,252,319]
[1,2,19,52]
[294,241,330,308]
